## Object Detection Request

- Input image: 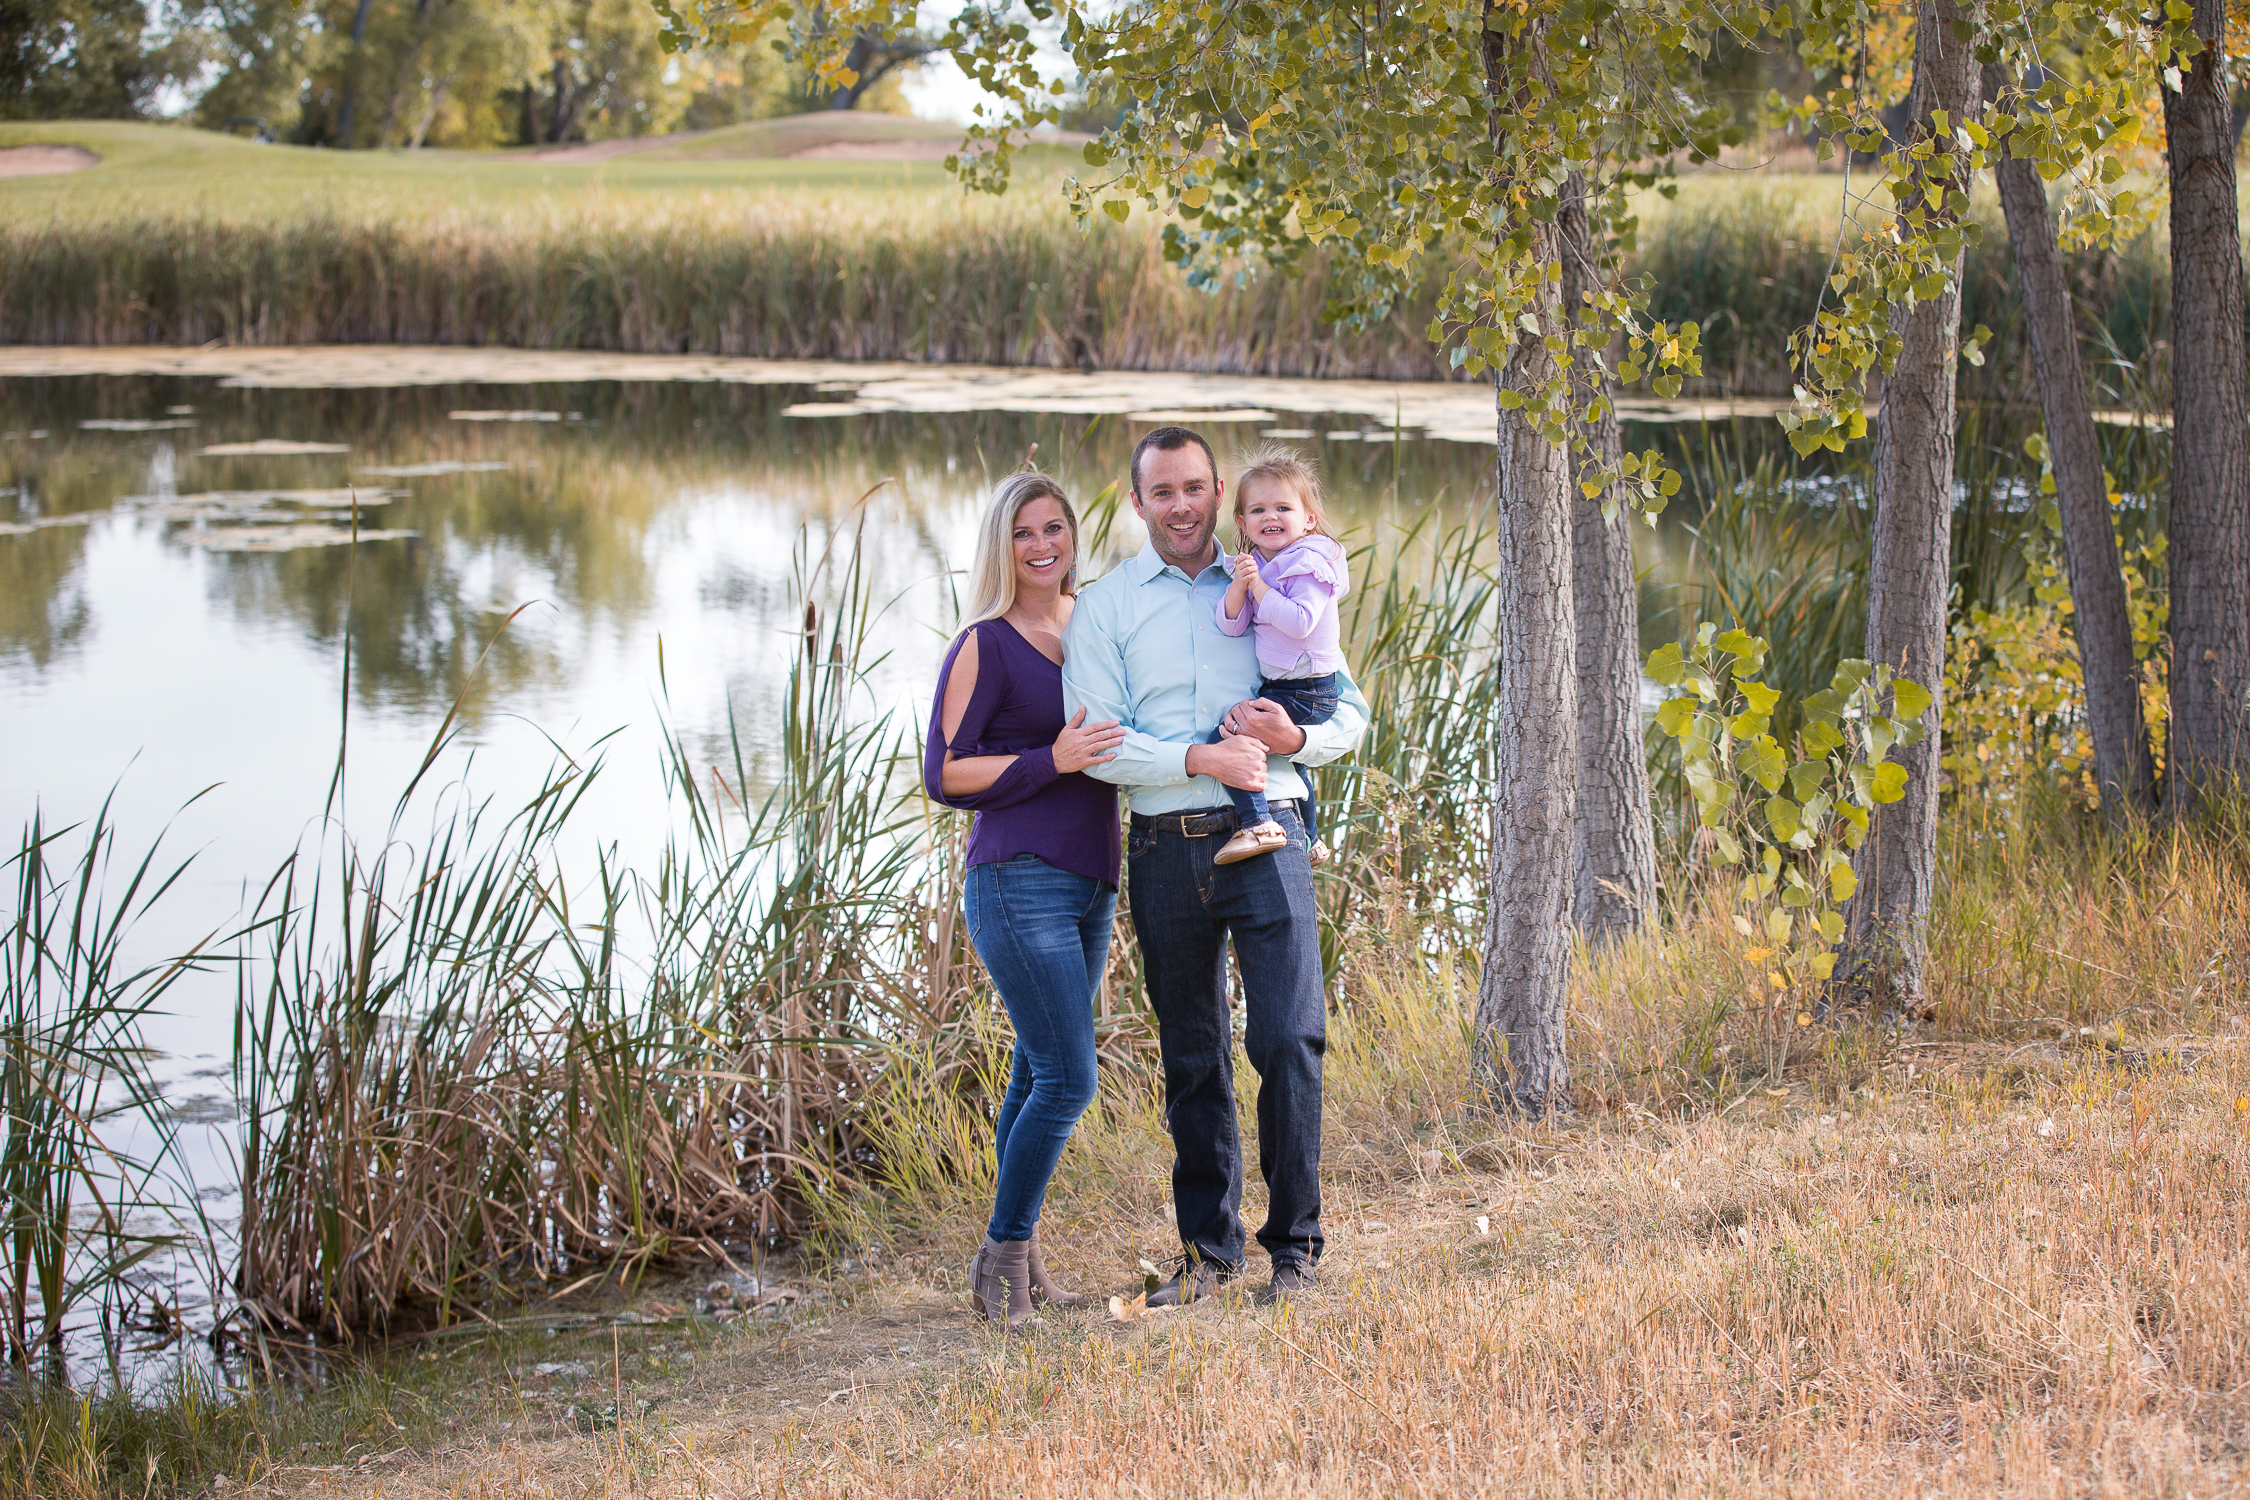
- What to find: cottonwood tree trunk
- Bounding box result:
[1984,62,2156,826]
[1471,17,1577,1117]
[334,0,378,145]
[1560,173,1658,942]
[2161,0,2250,811]
[1846,1,1980,1012]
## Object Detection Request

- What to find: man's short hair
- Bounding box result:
[1129,425,1218,497]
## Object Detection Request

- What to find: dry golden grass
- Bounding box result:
[220,822,2248,1500]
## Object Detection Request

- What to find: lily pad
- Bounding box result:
[0,514,100,538]
[354,461,513,477]
[191,526,417,553]
[198,439,351,456]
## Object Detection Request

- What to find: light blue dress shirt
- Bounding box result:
[1061,540,1370,816]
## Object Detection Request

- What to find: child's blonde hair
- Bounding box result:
[1230,443,1331,553]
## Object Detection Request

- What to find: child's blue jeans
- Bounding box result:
[1205,672,1340,844]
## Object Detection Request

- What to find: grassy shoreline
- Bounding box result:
[11,812,2244,1498]
[0,122,2178,394]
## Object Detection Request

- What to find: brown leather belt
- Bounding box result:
[1129,799,1301,837]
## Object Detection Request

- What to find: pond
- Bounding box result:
[4,349,1854,1383]
[4,353,1819,1030]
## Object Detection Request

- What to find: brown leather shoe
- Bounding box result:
[1144,1251,1240,1307]
[1027,1230,1085,1308]
[1214,821,1287,865]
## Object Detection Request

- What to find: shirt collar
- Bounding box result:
[1130,539,1231,585]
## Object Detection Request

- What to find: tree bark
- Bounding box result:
[1984,62,2156,826]
[2161,0,2250,811]
[1559,173,1659,942]
[334,0,378,146]
[1471,16,1577,1117]
[1846,1,1980,1012]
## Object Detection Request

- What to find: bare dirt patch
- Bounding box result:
[0,144,99,178]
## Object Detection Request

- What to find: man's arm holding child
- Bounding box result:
[1063,589,1268,791]
[1221,670,1368,767]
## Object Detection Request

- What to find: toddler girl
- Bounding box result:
[1210,445,1350,866]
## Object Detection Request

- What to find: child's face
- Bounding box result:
[1238,480,1313,558]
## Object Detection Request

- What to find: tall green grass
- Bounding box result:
[2,800,206,1384]
[0,177,2185,392]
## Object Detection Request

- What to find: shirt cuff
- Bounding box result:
[1149,739,1192,784]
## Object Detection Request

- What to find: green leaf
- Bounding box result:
[1868,762,1909,804]
[1829,861,1858,902]
[1739,735,1788,792]
[1788,760,1828,801]
[1736,680,1781,715]
[1102,200,1131,223]
[1653,696,1698,738]
[1765,908,1793,944]
[1713,628,1762,662]
[1764,794,1802,842]
[1645,642,1686,686]
[1892,678,1933,719]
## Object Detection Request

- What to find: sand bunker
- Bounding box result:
[0,144,98,178]
[789,139,960,162]
[0,346,1797,445]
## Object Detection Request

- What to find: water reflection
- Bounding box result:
[1,376,1516,731]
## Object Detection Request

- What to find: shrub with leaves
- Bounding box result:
[1945,438,2170,818]
[1646,625,1929,1071]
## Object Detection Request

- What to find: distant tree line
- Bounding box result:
[0,0,923,146]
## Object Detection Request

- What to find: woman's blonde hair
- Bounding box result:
[1231,443,1331,553]
[963,470,1080,627]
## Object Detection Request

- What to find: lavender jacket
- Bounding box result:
[1214,533,1350,679]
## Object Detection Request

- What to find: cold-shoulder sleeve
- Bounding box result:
[923,624,1062,813]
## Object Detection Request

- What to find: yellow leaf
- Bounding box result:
[1743,946,1774,962]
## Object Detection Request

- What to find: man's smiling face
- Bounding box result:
[1132,442,1223,573]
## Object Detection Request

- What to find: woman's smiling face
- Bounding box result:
[1011,494,1074,594]
[1239,479,1311,557]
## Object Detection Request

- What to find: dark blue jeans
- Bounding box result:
[1126,801,1324,1271]
[1203,672,1340,844]
[965,854,1116,1242]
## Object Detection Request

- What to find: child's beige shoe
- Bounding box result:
[1215,821,1288,865]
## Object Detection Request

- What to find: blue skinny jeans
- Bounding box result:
[965,854,1116,1242]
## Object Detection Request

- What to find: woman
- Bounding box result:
[923,471,1124,1329]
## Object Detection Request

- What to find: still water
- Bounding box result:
[4,354,1841,1378]
[1,369,1542,1055]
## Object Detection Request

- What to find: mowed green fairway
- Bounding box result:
[0,117,1085,221]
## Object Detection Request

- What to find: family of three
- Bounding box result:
[920,425,1369,1326]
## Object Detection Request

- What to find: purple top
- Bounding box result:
[923,618,1121,887]
[1215,534,1351,678]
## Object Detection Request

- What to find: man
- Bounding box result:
[1061,425,1370,1306]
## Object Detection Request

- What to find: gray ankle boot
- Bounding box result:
[967,1235,1036,1328]
[1027,1230,1085,1308]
